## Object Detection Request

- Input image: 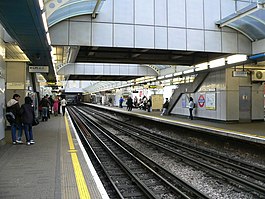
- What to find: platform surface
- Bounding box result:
[0,113,108,199]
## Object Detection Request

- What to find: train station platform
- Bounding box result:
[0,112,109,199]
[88,103,265,145]
[1,104,264,198]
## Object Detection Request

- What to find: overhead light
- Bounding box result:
[46,33,51,45]
[195,62,208,71]
[227,54,247,64]
[157,76,165,80]
[183,68,194,74]
[174,71,183,76]
[209,58,225,68]
[165,74,173,78]
[42,12,48,32]
[38,0,44,10]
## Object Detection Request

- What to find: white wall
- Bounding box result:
[50,0,252,54]
[171,70,227,120]
[171,68,264,121]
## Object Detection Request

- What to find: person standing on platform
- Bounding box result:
[126,96,133,111]
[58,97,61,114]
[188,97,195,120]
[161,98,169,116]
[20,96,35,145]
[108,97,113,106]
[39,95,50,121]
[119,97,124,108]
[146,97,152,112]
[61,97,67,116]
[48,95,54,115]
[53,96,59,116]
[6,94,23,144]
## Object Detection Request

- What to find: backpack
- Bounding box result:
[193,103,196,108]
[6,111,15,124]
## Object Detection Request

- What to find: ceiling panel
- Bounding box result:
[0,0,56,82]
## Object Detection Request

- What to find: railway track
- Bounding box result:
[68,106,208,199]
[75,106,265,198]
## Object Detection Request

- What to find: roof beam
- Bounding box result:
[92,0,102,19]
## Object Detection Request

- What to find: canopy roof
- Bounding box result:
[216,1,265,41]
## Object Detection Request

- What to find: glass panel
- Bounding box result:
[48,0,105,27]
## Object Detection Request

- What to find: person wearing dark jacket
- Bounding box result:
[39,95,50,121]
[161,98,169,116]
[127,96,133,111]
[20,96,35,145]
[146,97,152,112]
[7,94,22,144]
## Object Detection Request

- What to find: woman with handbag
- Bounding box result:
[20,96,35,145]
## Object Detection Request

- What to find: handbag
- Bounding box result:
[32,118,39,126]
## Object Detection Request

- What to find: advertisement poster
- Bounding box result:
[206,92,216,110]
[182,96,186,108]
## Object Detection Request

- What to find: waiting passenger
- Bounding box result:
[119,97,124,108]
[53,96,59,116]
[6,94,23,144]
[20,96,35,145]
[61,97,67,116]
[108,97,113,106]
[39,95,50,121]
[126,96,133,111]
[189,97,195,120]
[161,98,169,116]
[146,97,152,112]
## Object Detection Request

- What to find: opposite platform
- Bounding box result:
[88,103,265,145]
[0,112,108,199]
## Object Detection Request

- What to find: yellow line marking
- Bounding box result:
[65,116,91,199]
[68,149,78,153]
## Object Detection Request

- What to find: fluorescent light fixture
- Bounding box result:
[174,72,183,76]
[149,77,157,81]
[157,76,165,80]
[165,74,173,78]
[38,0,44,10]
[227,54,247,64]
[209,58,225,68]
[46,33,51,45]
[195,63,208,71]
[42,12,48,32]
[183,68,194,74]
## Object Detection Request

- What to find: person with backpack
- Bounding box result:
[188,97,195,120]
[20,96,35,145]
[6,94,23,144]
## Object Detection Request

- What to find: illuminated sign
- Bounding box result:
[232,71,248,77]
[7,82,25,89]
[29,66,49,73]
[149,85,157,89]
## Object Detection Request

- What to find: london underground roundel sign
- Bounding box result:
[198,95,205,107]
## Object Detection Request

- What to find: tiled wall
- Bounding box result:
[50,0,252,54]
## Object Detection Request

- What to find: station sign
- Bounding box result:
[29,66,49,73]
[232,71,248,77]
[7,82,25,89]
[198,95,205,107]
[149,85,157,89]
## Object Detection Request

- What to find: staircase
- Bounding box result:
[168,72,209,114]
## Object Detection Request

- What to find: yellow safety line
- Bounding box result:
[64,116,91,199]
